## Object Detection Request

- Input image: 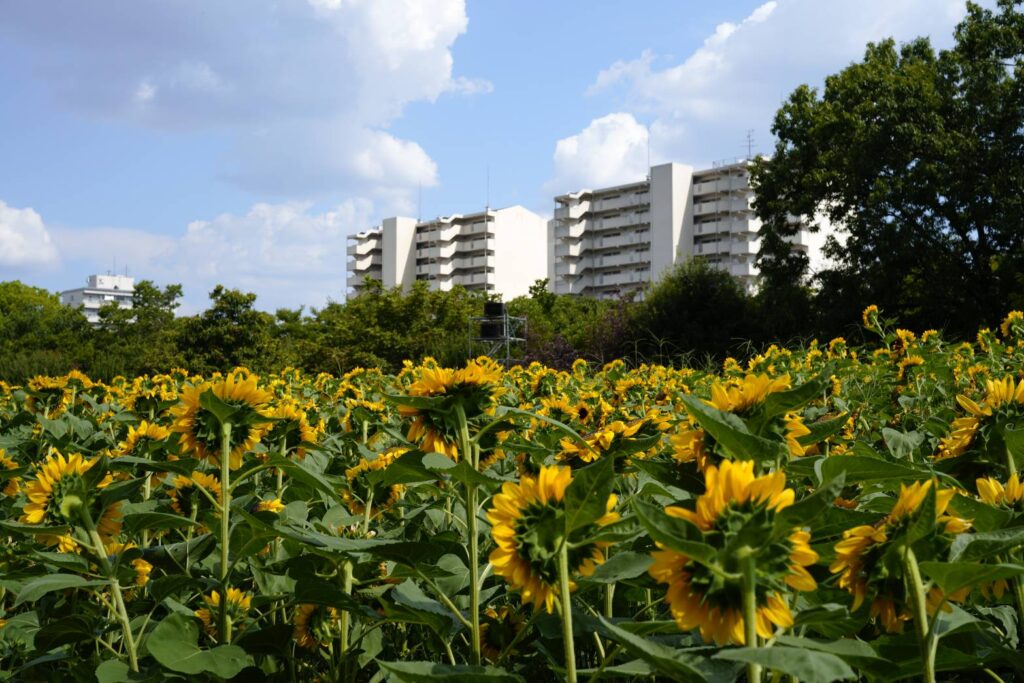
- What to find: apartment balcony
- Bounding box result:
[555,241,582,259]
[694,218,757,237]
[554,203,587,221]
[554,222,586,240]
[693,176,749,197]
[694,197,751,216]
[416,243,457,260]
[590,192,649,213]
[451,254,492,270]
[588,211,651,232]
[693,239,759,257]
[583,230,651,251]
[347,271,381,289]
[347,239,381,257]
[454,271,490,287]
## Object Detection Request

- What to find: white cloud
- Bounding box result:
[0,201,59,267]
[1,0,488,201]
[574,0,970,170]
[546,113,651,192]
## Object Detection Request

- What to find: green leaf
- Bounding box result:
[585,516,644,544]
[819,456,928,485]
[34,616,97,650]
[265,456,342,503]
[95,660,130,683]
[585,552,653,583]
[378,661,524,682]
[198,388,239,425]
[950,527,1024,561]
[1002,423,1024,472]
[371,450,437,487]
[632,499,716,566]
[14,574,105,607]
[921,561,1024,593]
[798,414,850,448]
[904,481,936,544]
[714,646,856,683]
[591,615,720,682]
[123,512,200,534]
[680,394,788,463]
[147,612,252,677]
[564,456,615,534]
[882,428,925,460]
[774,472,846,538]
[948,494,1012,532]
[761,370,830,419]
[292,576,381,620]
[774,635,883,665]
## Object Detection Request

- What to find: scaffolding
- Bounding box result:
[468,302,527,367]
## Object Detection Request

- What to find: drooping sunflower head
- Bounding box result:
[170,371,273,469]
[479,605,525,662]
[1001,310,1024,338]
[21,451,115,529]
[118,420,172,457]
[342,447,407,516]
[293,604,342,650]
[830,479,970,633]
[0,449,21,497]
[195,588,252,637]
[862,304,880,328]
[708,374,791,415]
[488,465,619,613]
[263,399,320,459]
[977,474,1024,510]
[169,471,223,521]
[24,375,72,416]
[648,459,816,646]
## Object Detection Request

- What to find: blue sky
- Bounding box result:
[0,0,974,311]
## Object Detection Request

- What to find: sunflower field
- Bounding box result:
[1,308,1024,682]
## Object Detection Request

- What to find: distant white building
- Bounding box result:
[551,160,828,298]
[347,206,549,299]
[60,274,135,324]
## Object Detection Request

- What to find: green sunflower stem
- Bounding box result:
[1006,445,1018,478]
[739,548,760,683]
[79,503,139,673]
[558,540,578,683]
[1012,573,1024,647]
[455,403,482,666]
[902,545,936,683]
[339,560,353,655]
[219,420,233,645]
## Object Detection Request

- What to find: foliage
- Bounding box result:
[753,0,1024,337]
[1,307,1024,681]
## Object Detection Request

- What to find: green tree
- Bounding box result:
[633,259,753,362]
[177,286,280,374]
[0,281,93,380]
[753,0,1024,336]
[94,280,184,376]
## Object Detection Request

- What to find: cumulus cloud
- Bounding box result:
[0,0,485,200]
[0,201,59,267]
[545,113,651,193]
[574,0,970,170]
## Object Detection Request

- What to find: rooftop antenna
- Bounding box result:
[744,129,755,159]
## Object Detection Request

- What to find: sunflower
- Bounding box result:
[396,358,505,461]
[830,480,971,633]
[709,374,791,415]
[648,460,817,646]
[671,417,711,471]
[488,466,619,613]
[195,588,252,637]
[936,376,1024,462]
[862,304,880,328]
[977,474,1024,509]
[170,370,273,469]
[293,603,342,650]
[118,420,171,456]
[342,447,407,516]
[255,498,286,514]
[21,451,120,550]
[0,449,20,497]
[559,411,670,464]
[479,605,525,662]
[1001,310,1024,338]
[169,471,223,520]
[263,399,320,459]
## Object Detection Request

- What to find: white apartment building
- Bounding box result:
[347,206,548,299]
[60,274,135,324]
[551,160,826,298]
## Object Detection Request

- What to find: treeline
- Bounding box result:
[0,255,1013,384]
